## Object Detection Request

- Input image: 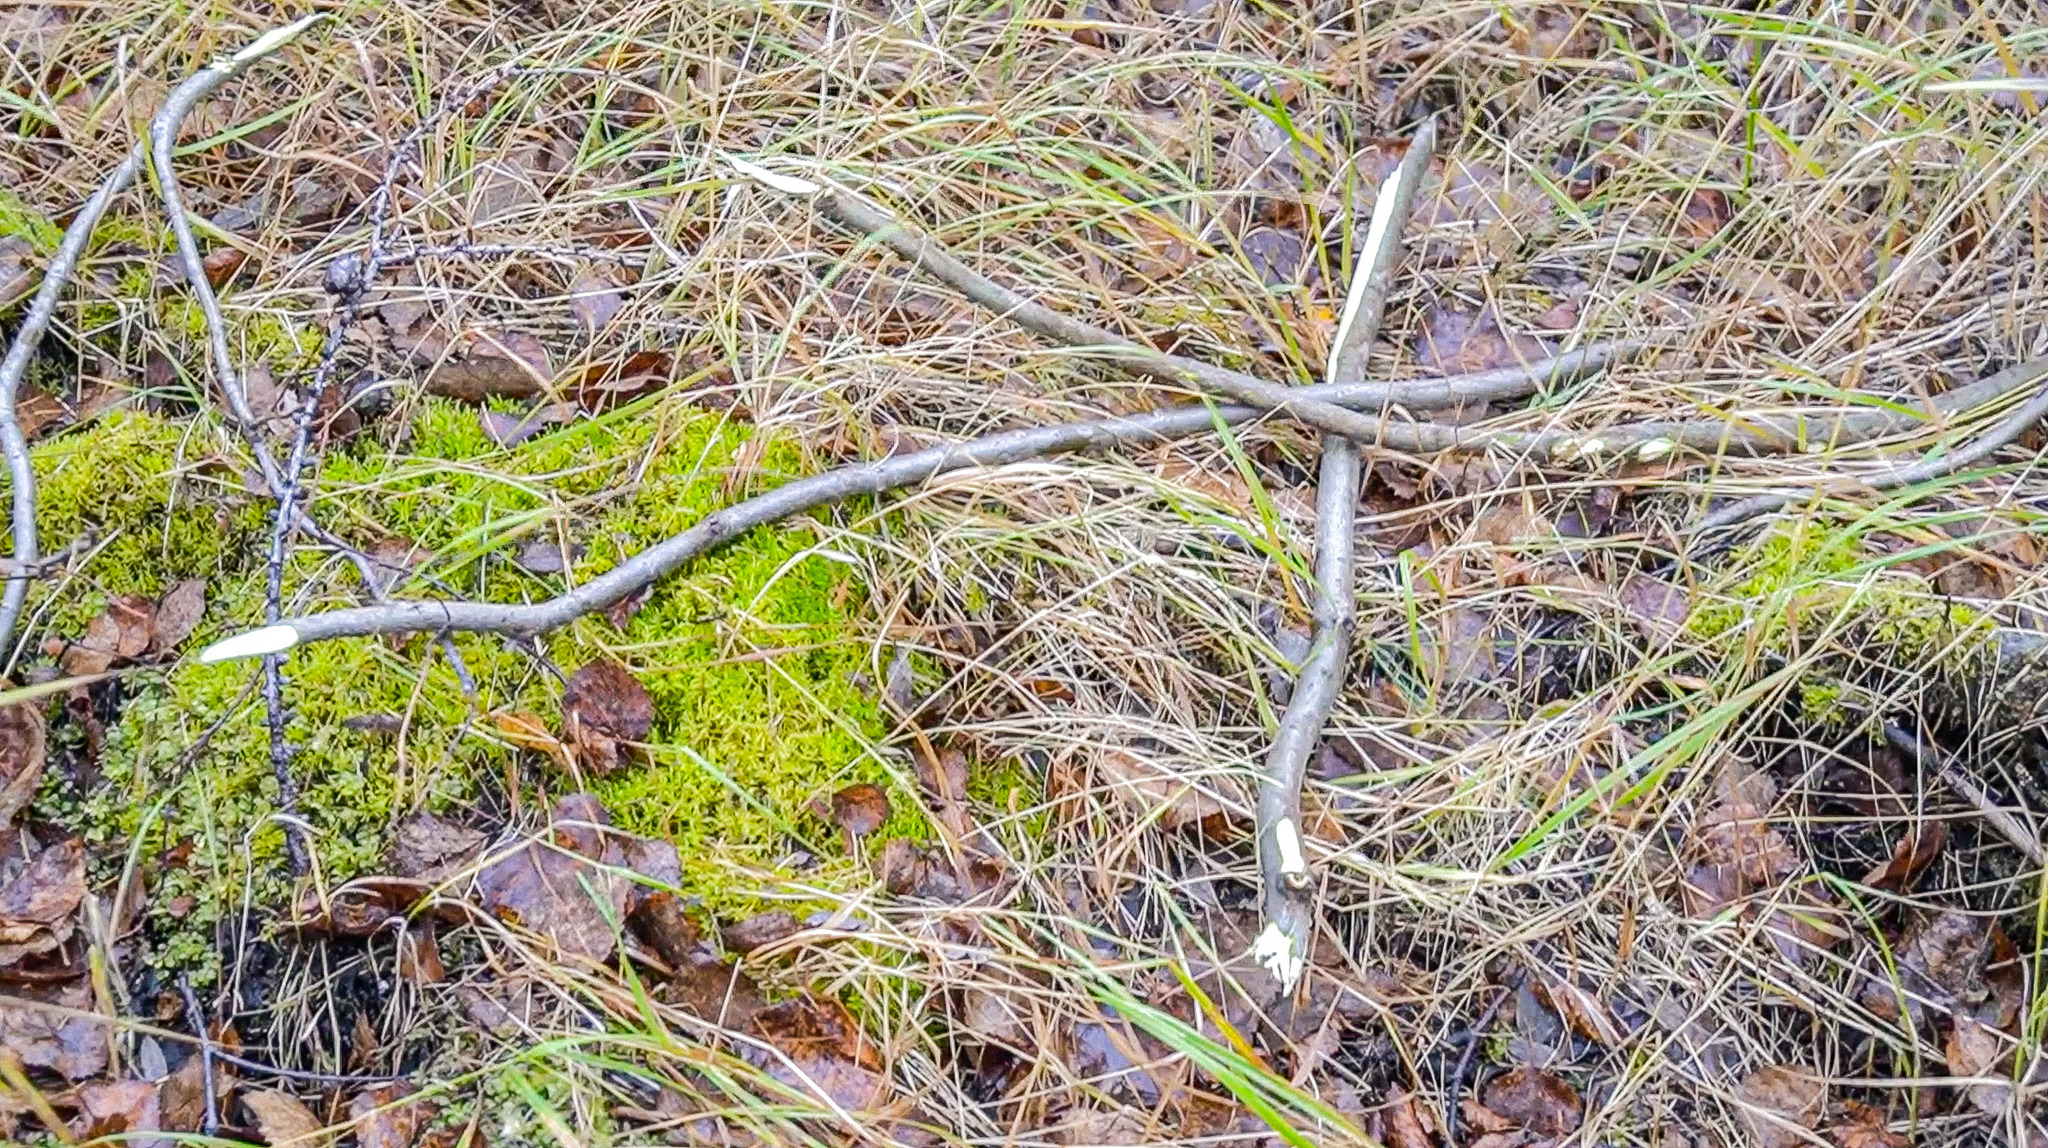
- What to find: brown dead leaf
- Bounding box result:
[1857,910,2004,1026]
[572,349,675,411]
[201,247,247,289]
[1733,1065,1824,1148]
[561,658,654,775]
[1826,1100,1907,1148]
[489,710,571,769]
[349,1083,434,1148]
[0,837,85,964]
[1095,747,1233,830]
[1861,822,1944,891]
[749,995,890,1113]
[90,594,157,660]
[569,273,623,336]
[0,693,47,828]
[426,329,552,403]
[722,910,800,954]
[160,1049,233,1132]
[1374,1086,1436,1148]
[0,236,35,310]
[74,1079,166,1148]
[289,876,430,937]
[152,579,207,653]
[480,400,575,447]
[390,812,488,882]
[1677,188,1732,239]
[1479,1066,1580,1138]
[824,783,890,838]
[397,922,446,985]
[1618,573,1690,641]
[474,795,678,963]
[1416,304,1553,376]
[242,1088,329,1146]
[0,977,107,1079]
[1946,1014,2012,1115]
[1535,975,1622,1047]
[878,839,1003,904]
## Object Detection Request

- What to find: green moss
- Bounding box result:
[0,189,62,251]
[29,400,891,968]
[162,297,323,370]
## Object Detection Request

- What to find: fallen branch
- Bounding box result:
[1254,117,1436,992]
[195,345,1621,660]
[0,146,143,663]
[1690,356,2048,539]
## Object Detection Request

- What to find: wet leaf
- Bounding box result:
[390,812,488,882]
[0,977,108,1079]
[289,876,429,936]
[514,539,581,575]
[1479,1066,1581,1137]
[152,579,207,653]
[569,272,624,336]
[426,329,552,403]
[242,1088,329,1146]
[1535,975,1622,1047]
[1416,304,1553,376]
[159,1049,234,1132]
[349,1083,434,1148]
[0,235,34,310]
[748,995,889,1113]
[1242,227,1308,288]
[878,839,1002,904]
[825,783,890,838]
[1618,573,1690,641]
[0,693,47,828]
[74,1079,165,1148]
[0,837,84,964]
[722,910,800,954]
[1857,910,1997,1026]
[1733,1065,1824,1148]
[1071,1015,1171,1106]
[561,658,654,775]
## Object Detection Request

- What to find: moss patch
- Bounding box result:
[28,399,892,972]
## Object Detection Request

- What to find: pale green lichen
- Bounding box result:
[27,399,904,971]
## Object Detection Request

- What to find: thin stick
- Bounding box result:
[0,145,143,664]
[1255,116,1436,993]
[194,347,1622,660]
[1883,722,2043,865]
[148,15,328,874]
[1445,980,1516,1147]
[1692,358,2048,539]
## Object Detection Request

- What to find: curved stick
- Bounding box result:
[1254,117,1436,992]
[0,146,144,662]
[196,346,1624,660]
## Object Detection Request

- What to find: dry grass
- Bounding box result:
[10,0,2048,1145]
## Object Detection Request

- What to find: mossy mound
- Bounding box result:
[25,400,895,974]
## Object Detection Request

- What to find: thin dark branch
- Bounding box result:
[178,975,220,1137]
[1256,116,1436,991]
[0,146,143,664]
[1445,980,1517,1147]
[198,346,1624,659]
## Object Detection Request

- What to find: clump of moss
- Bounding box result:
[0,189,62,251]
[34,398,896,969]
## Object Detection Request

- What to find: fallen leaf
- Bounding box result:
[1857,910,2003,1026]
[379,276,451,367]
[488,710,571,769]
[1416,304,1553,376]
[1677,188,1732,239]
[1733,1065,1824,1148]
[349,1083,434,1148]
[0,694,47,827]
[514,539,581,575]
[1510,6,1600,59]
[1946,1014,2012,1115]
[569,273,624,336]
[571,349,674,411]
[1071,1014,1171,1107]
[0,977,108,1079]
[397,922,446,985]
[748,995,890,1113]
[469,155,542,225]
[288,876,430,936]
[480,400,575,447]
[1861,822,1944,891]
[152,579,207,653]
[1826,1100,1908,1148]
[474,795,677,963]
[1242,227,1309,288]
[426,329,552,403]
[242,1088,329,1146]
[824,783,890,838]
[1535,975,1623,1047]
[0,236,34,310]
[390,812,488,882]
[878,839,1003,904]
[722,910,800,954]
[201,247,247,289]
[560,658,655,775]
[1479,1066,1581,1137]
[160,1048,233,1132]
[1094,747,1234,830]
[86,594,158,661]
[1618,573,1690,640]
[74,1079,166,1148]
[0,837,85,964]
[1375,1086,1436,1148]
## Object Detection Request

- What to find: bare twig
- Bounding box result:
[1254,116,1436,992]
[1445,979,1517,1146]
[1691,356,2048,540]
[0,146,143,664]
[148,15,328,874]
[195,346,1622,659]
[1882,722,2043,865]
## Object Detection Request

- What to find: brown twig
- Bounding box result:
[1255,116,1436,991]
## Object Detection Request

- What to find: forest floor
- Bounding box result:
[4,2,2048,1146]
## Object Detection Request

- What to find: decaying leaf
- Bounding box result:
[349,1083,434,1148]
[426,328,552,403]
[878,839,1003,904]
[1094,747,1234,830]
[1945,1014,2012,1116]
[201,246,247,288]
[0,694,48,828]
[474,795,679,963]
[1733,1065,1824,1148]
[242,1088,330,1146]
[390,812,488,882]
[748,995,891,1113]
[561,658,655,774]
[1861,823,1944,891]
[488,711,570,769]
[1416,303,1553,376]
[1478,1065,1581,1138]
[1372,1086,1436,1148]
[824,783,891,838]
[722,910,800,954]
[569,272,624,335]
[1857,910,2021,1028]
[480,400,575,447]
[0,977,108,1079]
[1825,1100,1908,1148]
[74,1079,166,1148]
[572,349,676,411]
[152,579,207,653]
[0,837,85,964]
[1682,777,1845,959]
